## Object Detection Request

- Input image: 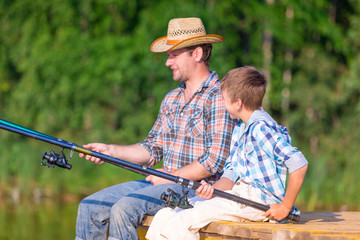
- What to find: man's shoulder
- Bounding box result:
[161,87,181,104]
[200,71,221,94]
[203,83,221,100]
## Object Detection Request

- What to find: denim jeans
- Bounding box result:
[75,179,196,240]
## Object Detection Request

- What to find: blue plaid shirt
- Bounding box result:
[222,109,308,213]
[140,72,236,184]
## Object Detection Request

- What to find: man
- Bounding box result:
[75,17,235,240]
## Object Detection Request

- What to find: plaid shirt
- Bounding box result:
[222,109,308,213]
[140,72,235,184]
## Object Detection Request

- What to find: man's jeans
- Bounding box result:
[75,179,196,240]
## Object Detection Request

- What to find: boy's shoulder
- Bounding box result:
[247,110,290,142]
[247,110,278,130]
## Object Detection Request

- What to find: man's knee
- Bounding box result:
[110,197,138,224]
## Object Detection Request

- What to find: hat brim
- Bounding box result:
[150,35,224,53]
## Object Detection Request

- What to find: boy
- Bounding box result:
[146,66,308,240]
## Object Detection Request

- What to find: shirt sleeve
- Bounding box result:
[254,122,308,173]
[221,125,241,183]
[197,91,235,175]
[138,98,167,167]
[221,168,237,182]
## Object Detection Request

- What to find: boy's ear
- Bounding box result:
[235,99,243,111]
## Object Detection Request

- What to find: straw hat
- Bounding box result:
[150,17,224,53]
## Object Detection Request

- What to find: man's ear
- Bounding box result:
[193,47,203,62]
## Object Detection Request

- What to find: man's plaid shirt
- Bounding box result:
[140,72,236,184]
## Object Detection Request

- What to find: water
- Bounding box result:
[0,199,356,240]
[0,201,78,240]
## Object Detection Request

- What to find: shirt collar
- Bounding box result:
[179,71,218,92]
[243,109,274,132]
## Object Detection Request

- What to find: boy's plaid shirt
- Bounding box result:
[140,72,236,184]
[222,110,308,214]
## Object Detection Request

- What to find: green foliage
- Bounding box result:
[0,0,359,212]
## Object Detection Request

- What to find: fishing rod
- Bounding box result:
[0,118,300,222]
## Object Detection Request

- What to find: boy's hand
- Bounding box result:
[265,164,308,221]
[196,180,214,199]
[264,203,291,221]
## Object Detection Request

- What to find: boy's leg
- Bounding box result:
[145,196,206,240]
[160,183,267,240]
[145,207,183,240]
[107,183,196,240]
[75,180,152,240]
[159,197,241,240]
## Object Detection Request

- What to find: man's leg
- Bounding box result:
[75,180,151,240]
[107,183,196,240]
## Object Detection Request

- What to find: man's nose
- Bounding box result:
[165,57,172,67]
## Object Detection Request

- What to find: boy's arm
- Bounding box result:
[213,177,234,191]
[196,177,234,199]
[264,164,308,221]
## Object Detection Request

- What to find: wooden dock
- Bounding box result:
[137,211,360,240]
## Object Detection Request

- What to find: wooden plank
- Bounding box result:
[138,212,360,240]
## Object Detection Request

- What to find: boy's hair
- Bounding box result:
[184,44,212,67]
[220,66,267,111]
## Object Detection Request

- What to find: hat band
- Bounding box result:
[167,39,181,45]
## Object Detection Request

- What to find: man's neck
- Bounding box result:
[183,67,211,100]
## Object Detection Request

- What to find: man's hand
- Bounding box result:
[196,180,214,199]
[264,203,291,221]
[145,169,173,185]
[79,143,112,164]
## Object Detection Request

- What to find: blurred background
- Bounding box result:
[0,0,359,239]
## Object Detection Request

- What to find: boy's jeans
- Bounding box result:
[75,179,196,240]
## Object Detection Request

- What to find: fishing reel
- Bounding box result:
[41,148,72,170]
[160,187,193,209]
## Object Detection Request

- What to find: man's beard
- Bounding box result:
[174,70,190,83]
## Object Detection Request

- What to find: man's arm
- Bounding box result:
[79,143,151,166]
[197,90,235,177]
[264,164,308,221]
[79,143,216,186]
[145,161,212,185]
